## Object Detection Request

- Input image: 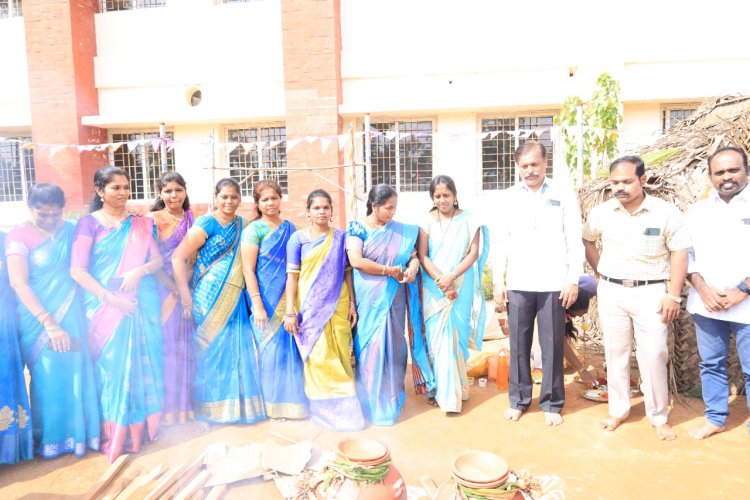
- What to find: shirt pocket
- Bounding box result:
[540,201,564,232]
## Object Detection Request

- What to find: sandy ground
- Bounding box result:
[1,324,748,498]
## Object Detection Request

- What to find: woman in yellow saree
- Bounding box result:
[283,190,365,431]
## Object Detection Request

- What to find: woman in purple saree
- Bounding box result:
[149,172,195,425]
[71,166,164,462]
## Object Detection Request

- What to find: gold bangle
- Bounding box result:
[381,265,386,276]
[250,292,261,298]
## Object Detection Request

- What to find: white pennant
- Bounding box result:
[225,142,240,154]
[320,136,334,152]
[286,138,302,152]
[337,134,349,150]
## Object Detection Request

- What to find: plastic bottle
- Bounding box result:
[496,348,509,390]
[487,354,498,381]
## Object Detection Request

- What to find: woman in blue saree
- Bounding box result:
[173,178,265,427]
[415,175,489,414]
[346,184,422,425]
[0,231,33,464]
[241,180,307,419]
[284,189,365,431]
[6,184,99,458]
[71,166,164,462]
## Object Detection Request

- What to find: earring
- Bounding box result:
[100,196,104,202]
[307,215,312,225]
[454,199,458,207]
[329,217,334,223]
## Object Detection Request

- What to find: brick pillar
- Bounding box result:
[23,0,107,211]
[280,0,346,227]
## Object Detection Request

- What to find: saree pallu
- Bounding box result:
[153,210,195,424]
[13,222,100,458]
[417,211,489,413]
[249,220,308,419]
[291,229,365,431]
[192,215,265,424]
[76,216,163,462]
[0,233,33,464]
[349,220,421,426]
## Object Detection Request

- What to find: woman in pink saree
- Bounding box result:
[71,166,164,462]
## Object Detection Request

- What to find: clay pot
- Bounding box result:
[451,450,509,484]
[314,438,407,500]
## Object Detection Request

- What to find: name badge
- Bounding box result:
[547,199,561,207]
[742,218,750,225]
[644,227,660,236]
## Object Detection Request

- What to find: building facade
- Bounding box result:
[2,0,750,227]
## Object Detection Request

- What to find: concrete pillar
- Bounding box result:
[280,0,346,226]
[23,0,107,211]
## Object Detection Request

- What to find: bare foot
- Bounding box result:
[599,415,624,431]
[194,421,211,432]
[504,408,523,421]
[655,423,677,441]
[544,412,563,426]
[688,421,725,440]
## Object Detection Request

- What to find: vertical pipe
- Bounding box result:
[159,122,168,172]
[364,113,372,193]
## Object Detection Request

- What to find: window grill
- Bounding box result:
[226,126,287,196]
[481,114,554,190]
[0,137,35,203]
[0,0,22,18]
[662,107,696,132]
[98,0,165,13]
[366,120,433,192]
[111,131,175,201]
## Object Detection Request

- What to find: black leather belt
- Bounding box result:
[600,275,666,288]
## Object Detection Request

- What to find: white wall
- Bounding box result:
[0,17,31,132]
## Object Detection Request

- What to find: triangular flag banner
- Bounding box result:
[49,145,65,159]
[506,130,520,138]
[226,142,240,154]
[490,131,500,139]
[150,138,161,151]
[384,131,398,141]
[304,135,317,144]
[22,142,35,150]
[337,134,349,150]
[126,141,139,151]
[286,138,302,152]
[268,140,281,149]
[320,137,334,152]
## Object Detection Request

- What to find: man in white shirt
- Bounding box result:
[685,146,750,440]
[493,142,584,426]
[583,155,688,441]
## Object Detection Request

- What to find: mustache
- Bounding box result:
[614,191,627,196]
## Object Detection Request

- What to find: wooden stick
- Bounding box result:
[162,454,205,499]
[115,464,163,500]
[100,464,144,500]
[143,460,189,500]
[81,454,129,500]
[205,484,228,500]
[173,469,209,500]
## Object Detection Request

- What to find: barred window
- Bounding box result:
[0,0,23,18]
[111,131,175,201]
[0,137,35,203]
[366,121,433,192]
[98,0,165,12]
[662,106,696,132]
[481,114,554,190]
[226,126,287,197]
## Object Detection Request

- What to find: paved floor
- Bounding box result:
[1,336,748,498]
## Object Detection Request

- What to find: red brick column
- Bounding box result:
[280,0,346,227]
[23,0,107,211]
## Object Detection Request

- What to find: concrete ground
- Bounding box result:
[1,323,749,498]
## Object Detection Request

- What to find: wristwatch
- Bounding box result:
[667,293,682,304]
[738,281,750,296]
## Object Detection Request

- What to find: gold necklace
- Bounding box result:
[365,215,385,230]
[164,208,184,224]
[30,221,60,242]
[98,209,127,229]
[438,209,456,235]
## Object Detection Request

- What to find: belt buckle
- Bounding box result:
[621,279,636,288]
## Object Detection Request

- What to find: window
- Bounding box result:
[0,0,23,18]
[111,131,175,201]
[98,0,165,12]
[365,121,433,192]
[662,106,697,132]
[0,137,35,203]
[226,126,287,196]
[481,114,555,190]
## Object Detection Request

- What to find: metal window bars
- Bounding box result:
[481,114,555,191]
[0,137,35,202]
[111,131,175,200]
[98,0,166,13]
[365,121,433,193]
[226,126,288,197]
